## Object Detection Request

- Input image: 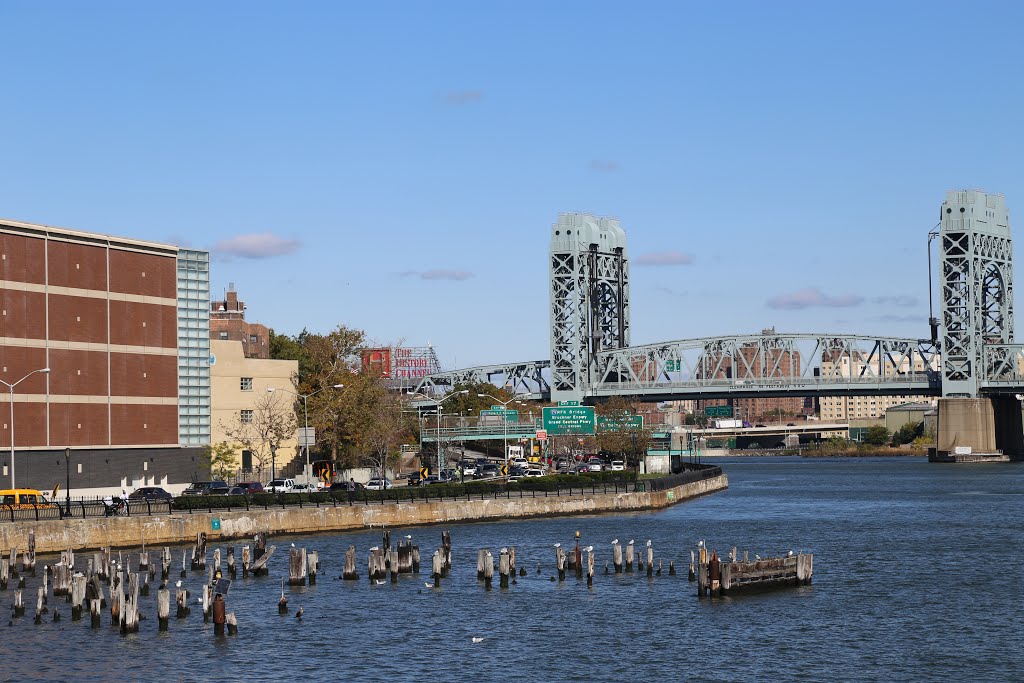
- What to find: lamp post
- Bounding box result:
[434,390,468,477]
[477,393,525,464]
[64,447,71,516]
[2,367,50,489]
[268,383,344,482]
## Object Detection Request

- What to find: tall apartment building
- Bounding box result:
[210,283,270,359]
[818,350,935,420]
[0,218,210,493]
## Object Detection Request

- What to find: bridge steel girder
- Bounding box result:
[590,332,941,401]
[980,344,1024,393]
[939,191,1015,397]
[412,360,551,399]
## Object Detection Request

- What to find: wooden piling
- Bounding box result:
[411,544,420,574]
[499,549,510,589]
[482,550,493,590]
[476,549,487,580]
[176,586,189,618]
[342,545,358,580]
[141,572,150,597]
[647,544,654,578]
[441,531,452,576]
[556,547,566,581]
[227,546,236,578]
[586,549,594,587]
[34,586,45,623]
[25,530,36,574]
[0,556,8,589]
[110,571,124,626]
[508,546,516,577]
[242,545,251,576]
[202,583,211,622]
[612,541,623,573]
[121,574,139,634]
[252,544,276,577]
[669,560,676,576]
[213,548,222,578]
[397,541,413,574]
[389,549,398,584]
[689,550,696,582]
[90,597,102,627]
[71,573,86,620]
[431,550,442,587]
[308,551,318,585]
[368,548,386,582]
[13,588,25,616]
[139,551,149,577]
[574,543,582,579]
[625,541,635,572]
[278,580,288,615]
[190,532,207,571]
[226,612,238,635]
[180,549,187,578]
[157,587,170,631]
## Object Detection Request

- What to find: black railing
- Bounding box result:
[0,468,723,522]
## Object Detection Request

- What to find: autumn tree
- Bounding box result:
[220,391,298,479]
[202,441,239,480]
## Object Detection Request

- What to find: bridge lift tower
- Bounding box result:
[549,213,630,403]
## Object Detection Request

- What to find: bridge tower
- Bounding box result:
[549,213,629,403]
[939,189,1014,397]
[936,190,1023,460]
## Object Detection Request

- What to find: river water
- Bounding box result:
[2,456,1022,683]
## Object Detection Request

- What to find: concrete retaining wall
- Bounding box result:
[1,474,727,554]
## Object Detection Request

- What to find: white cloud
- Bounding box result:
[213,232,301,259]
[766,288,863,310]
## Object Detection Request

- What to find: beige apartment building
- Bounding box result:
[210,338,298,478]
[819,350,937,421]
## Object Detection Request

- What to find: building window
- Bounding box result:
[249,334,258,344]
[219,331,228,339]
[241,377,253,391]
[241,450,252,470]
[240,410,253,424]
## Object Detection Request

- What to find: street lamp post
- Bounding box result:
[435,390,468,477]
[268,383,344,482]
[1,367,50,489]
[64,447,71,517]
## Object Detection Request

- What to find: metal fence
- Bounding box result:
[0,469,721,522]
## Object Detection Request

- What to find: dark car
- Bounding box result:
[182,481,228,496]
[225,486,248,496]
[329,481,365,493]
[476,463,500,479]
[128,486,173,501]
[235,481,264,494]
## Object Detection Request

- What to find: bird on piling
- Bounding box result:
[628,539,634,546]
[787,550,794,557]
[369,546,380,552]
[611,539,618,545]
[405,535,412,540]
[646,540,652,548]
[552,542,561,548]
[291,543,295,548]
[583,546,594,553]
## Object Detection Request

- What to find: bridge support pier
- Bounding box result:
[933,398,1022,462]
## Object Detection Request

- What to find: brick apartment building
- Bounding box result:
[0,218,210,493]
[210,283,270,359]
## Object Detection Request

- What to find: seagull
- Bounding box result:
[552,542,561,548]
[755,555,762,561]
[471,636,484,643]
[405,535,412,540]
[611,539,618,545]
[175,580,182,588]
[787,550,794,557]
[646,540,652,548]
[628,540,634,546]
[369,546,380,552]
[583,546,594,553]
[295,607,303,619]
[500,547,508,554]
[373,579,386,586]
[697,540,705,548]
[291,543,295,548]
[424,582,434,588]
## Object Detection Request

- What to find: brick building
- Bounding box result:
[0,218,210,494]
[210,283,270,359]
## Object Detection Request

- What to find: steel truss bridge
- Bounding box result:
[415,194,1024,405]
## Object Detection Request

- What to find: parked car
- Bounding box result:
[507,475,523,483]
[291,482,318,493]
[610,461,625,471]
[235,482,264,494]
[225,486,248,496]
[524,469,545,478]
[0,488,57,508]
[423,475,447,485]
[329,481,364,493]
[586,459,603,472]
[366,478,393,490]
[128,486,173,501]
[266,478,295,493]
[477,463,500,479]
[182,481,229,496]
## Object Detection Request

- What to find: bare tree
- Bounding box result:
[362,391,412,479]
[220,391,298,480]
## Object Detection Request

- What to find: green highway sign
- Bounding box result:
[665,360,681,372]
[597,414,645,431]
[558,400,581,406]
[542,406,596,435]
[704,406,733,418]
[480,408,519,423]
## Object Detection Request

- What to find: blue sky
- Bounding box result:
[3,1,1024,369]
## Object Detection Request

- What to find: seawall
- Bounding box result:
[1,474,727,554]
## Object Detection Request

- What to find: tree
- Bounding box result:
[202,441,239,480]
[891,421,924,446]
[862,425,891,446]
[220,391,298,479]
[361,390,414,479]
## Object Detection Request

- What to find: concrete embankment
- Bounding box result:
[1,474,727,554]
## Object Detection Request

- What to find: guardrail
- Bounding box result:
[1,498,174,522]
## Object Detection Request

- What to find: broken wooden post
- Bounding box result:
[556,546,566,582]
[587,548,595,587]
[13,588,24,617]
[25,530,36,574]
[441,531,452,575]
[647,542,654,578]
[689,549,696,582]
[0,557,8,589]
[161,547,171,580]
[90,597,102,627]
[278,579,288,615]
[139,550,149,577]
[499,549,510,589]
[476,549,487,580]
[180,549,187,578]
[482,550,493,590]
[157,586,170,631]
[431,550,442,588]
[252,544,276,577]
[176,585,189,618]
[388,549,398,584]
[71,573,86,620]
[202,583,211,622]
[241,545,251,577]
[213,548,222,579]
[227,546,236,578]
[411,544,420,574]
[140,572,150,597]
[288,547,307,586]
[308,551,318,585]
[34,586,45,624]
[625,541,635,572]
[226,612,238,635]
[342,545,358,580]
[669,560,676,576]
[121,574,139,634]
[190,532,207,571]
